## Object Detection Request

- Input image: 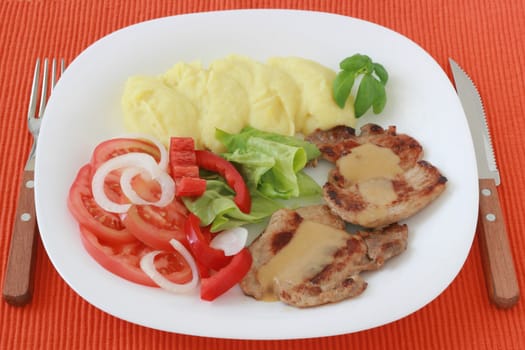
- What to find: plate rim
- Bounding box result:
[35,9,479,340]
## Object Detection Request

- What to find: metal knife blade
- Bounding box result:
[449,59,500,185]
[449,58,520,308]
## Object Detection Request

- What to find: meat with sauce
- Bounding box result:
[306,124,447,227]
[240,205,408,307]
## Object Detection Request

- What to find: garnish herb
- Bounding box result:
[333,54,388,118]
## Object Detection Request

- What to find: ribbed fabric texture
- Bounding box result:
[1,1,524,349]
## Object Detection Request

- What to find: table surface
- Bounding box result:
[1,0,524,349]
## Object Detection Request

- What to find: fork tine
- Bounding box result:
[38,58,49,118]
[51,58,66,94]
[27,59,41,121]
[51,58,57,90]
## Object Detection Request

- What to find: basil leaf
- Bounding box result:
[339,54,371,72]
[372,78,387,114]
[354,74,376,118]
[333,70,355,108]
[373,63,389,84]
[333,54,388,117]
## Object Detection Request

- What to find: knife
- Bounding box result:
[449,58,520,308]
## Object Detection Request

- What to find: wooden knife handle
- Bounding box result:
[478,178,520,308]
[2,170,39,306]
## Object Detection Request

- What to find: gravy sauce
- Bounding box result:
[257,220,348,301]
[336,143,402,204]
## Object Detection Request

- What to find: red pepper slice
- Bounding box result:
[169,137,200,178]
[170,150,196,166]
[169,137,208,197]
[195,260,211,279]
[171,165,199,179]
[195,150,251,213]
[193,224,212,278]
[184,214,232,271]
[175,177,207,197]
[169,137,195,153]
[200,248,253,301]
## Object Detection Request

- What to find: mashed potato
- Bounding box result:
[122,55,355,152]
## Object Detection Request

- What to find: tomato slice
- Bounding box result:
[90,137,161,171]
[195,150,251,213]
[102,170,128,204]
[79,225,156,286]
[80,226,192,286]
[150,249,193,285]
[200,248,252,301]
[123,199,189,251]
[68,164,135,243]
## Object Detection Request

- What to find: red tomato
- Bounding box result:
[68,164,135,244]
[195,150,251,213]
[127,171,163,202]
[123,199,189,251]
[200,248,253,301]
[102,170,128,204]
[79,225,156,286]
[90,137,166,203]
[90,137,161,171]
[80,226,192,286]
[150,249,193,285]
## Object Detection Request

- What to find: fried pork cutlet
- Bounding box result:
[240,205,408,308]
[306,124,447,227]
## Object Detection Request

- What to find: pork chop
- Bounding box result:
[306,124,447,227]
[240,205,408,308]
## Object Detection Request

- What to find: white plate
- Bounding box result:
[35,9,478,340]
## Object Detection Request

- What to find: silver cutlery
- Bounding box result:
[3,58,65,306]
[450,58,520,308]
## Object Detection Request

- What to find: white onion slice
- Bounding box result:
[140,239,199,293]
[210,227,248,256]
[92,153,174,213]
[119,167,175,208]
[122,133,169,170]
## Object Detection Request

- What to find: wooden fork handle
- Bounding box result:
[3,170,39,306]
[478,178,520,308]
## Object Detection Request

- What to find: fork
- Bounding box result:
[3,58,66,306]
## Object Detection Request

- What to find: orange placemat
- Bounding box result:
[1,1,524,349]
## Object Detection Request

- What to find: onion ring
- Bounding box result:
[210,227,248,256]
[119,166,175,207]
[139,239,199,293]
[121,133,169,170]
[92,153,174,213]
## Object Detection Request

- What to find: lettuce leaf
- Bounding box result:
[216,126,321,161]
[183,127,323,232]
[182,178,283,232]
[216,127,322,199]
